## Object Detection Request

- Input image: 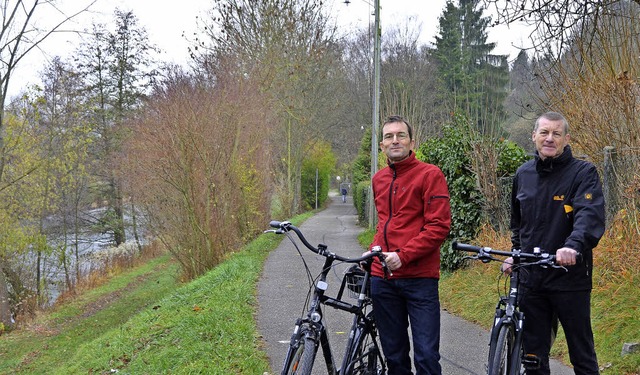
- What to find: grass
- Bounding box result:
[0,254,180,374]
[0,213,311,374]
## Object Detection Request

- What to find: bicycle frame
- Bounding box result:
[339,269,385,374]
[282,254,348,374]
[488,252,526,374]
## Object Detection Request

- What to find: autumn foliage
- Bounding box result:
[121,71,274,280]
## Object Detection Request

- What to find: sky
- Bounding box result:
[7,0,532,98]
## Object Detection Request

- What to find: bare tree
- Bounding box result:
[381,16,442,145]
[0,0,96,330]
[483,0,640,56]
[123,67,273,280]
[192,0,341,216]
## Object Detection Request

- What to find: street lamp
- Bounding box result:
[344,0,381,230]
[370,0,380,231]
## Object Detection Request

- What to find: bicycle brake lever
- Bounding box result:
[549,263,568,272]
[377,254,393,278]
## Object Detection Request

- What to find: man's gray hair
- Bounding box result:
[534,112,569,134]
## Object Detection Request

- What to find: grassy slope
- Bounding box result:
[0,255,180,374]
[0,214,310,374]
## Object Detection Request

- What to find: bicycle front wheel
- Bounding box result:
[282,334,317,375]
[488,324,515,375]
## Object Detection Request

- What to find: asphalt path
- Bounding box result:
[257,194,573,374]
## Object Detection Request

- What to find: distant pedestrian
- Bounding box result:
[366,115,451,374]
[341,187,347,203]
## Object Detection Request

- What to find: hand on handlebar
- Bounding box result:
[361,250,396,277]
[501,257,514,275]
[555,247,578,266]
[383,252,402,271]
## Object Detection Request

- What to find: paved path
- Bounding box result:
[257,194,574,374]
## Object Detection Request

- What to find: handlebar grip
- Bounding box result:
[452,241,482,253]
[269,220,282,228]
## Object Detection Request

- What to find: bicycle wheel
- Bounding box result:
[509,337,524,375]
[282,333,317,375]
[343,321,384,375]
[487,324,515,375]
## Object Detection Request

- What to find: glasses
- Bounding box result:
[382,132,409,142]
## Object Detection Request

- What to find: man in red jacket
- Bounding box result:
[368,115,451,374]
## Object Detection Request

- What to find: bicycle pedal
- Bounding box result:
[522,353,541,370]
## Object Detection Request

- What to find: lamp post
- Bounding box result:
[369,0,380,230]
[344,0,381,230]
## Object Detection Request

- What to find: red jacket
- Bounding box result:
[370,152,451,279]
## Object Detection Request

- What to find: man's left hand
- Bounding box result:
[556,247,578,266]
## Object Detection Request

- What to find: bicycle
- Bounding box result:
[266,220,389,375]
[452,241,573,375]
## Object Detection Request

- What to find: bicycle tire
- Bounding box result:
[282,334,317,375]
[488,324,514,375]
[509,337,524,375]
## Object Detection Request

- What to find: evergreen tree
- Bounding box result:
[433,0,509,135]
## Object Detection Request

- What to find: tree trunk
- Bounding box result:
[0,258,13,328]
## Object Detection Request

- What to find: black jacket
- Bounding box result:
[510,145,605,291]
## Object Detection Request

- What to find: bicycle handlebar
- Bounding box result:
[452,241,582,266]
[267,221,389,269]
[452,241,553,260]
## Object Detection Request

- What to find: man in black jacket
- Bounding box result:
[504,112,605,374]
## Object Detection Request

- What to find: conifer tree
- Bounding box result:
[433,0,509,135]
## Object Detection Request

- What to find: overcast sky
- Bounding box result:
[8,0,531,98]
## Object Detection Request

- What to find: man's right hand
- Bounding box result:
[502,257,514,275]
[383,252,402,271]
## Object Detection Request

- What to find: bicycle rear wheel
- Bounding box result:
[343,319,384,375]
[282,332,317,375]
[488,324,515,375]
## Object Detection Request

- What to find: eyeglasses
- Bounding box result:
[382,132,409,142]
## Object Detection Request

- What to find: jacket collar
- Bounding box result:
[535,145,572,175]
[387,151,418,174]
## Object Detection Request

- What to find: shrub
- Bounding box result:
[301,140,336,210]
[417,116,481,271]
[417,115,526,271]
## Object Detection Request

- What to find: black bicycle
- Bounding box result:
[452,242,571,375]
[267,220,388,375]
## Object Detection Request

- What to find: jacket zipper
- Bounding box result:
[383,166,397,251]
[428,195,448,205]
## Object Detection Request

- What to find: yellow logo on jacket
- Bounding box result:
[553,195,564,201]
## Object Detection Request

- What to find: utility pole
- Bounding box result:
[369,0,381,230]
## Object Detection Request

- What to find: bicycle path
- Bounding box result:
[256,194,574,374]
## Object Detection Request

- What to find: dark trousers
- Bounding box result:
[371,277,441,375]
[520,289,599,375]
